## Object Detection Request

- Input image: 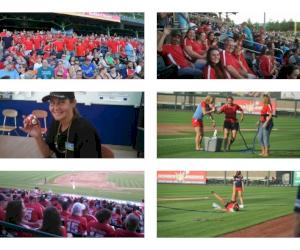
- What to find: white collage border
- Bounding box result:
[1,0,300,249]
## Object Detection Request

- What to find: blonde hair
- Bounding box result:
[204,95,215,104]
[263,94,271,105]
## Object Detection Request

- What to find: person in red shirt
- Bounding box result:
[192,95,216,151]
[23,36,34,56]
[60,201,71,226]
[75,39,86,59]
[183,29,206,64]
[65,202,87,237]
[0,194,7,221]
[211,191,240,213]
[259,47,278,79]
[39,206,67,237]
[111,206,123,227]
[203,48,229,79]
[257,94,274,157]
[218,96,244,151]
[233,45,256,77]
[53,37,65,59]
[115,213,144,237]
[64,35,77,57]
[157,27,202,78]
[82,205,96,224]
[87,208,116,237]
[24,195,43,227]
[221,38,252,79]
[5,200,32,237]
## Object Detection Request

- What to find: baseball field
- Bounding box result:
[157,184,297,237]
[0,171,144,202]
[157,110,300,158]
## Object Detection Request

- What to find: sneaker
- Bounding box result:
[240,204,244,209]
[212,202,221,209]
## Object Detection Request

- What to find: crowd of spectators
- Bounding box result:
[0,30,144,79]
[0,187,144,237]
[157,13,300,79]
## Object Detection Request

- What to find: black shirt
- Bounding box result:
[45,117,102,158]
[233,175,243,188]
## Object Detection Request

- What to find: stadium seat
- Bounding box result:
[0,109,19,136]
[157,54,178,79]
[31,110,48,136]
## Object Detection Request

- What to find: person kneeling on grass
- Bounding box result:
[192,95,216,151]
[211,191,240,213]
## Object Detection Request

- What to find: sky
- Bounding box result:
[227,12,299,24]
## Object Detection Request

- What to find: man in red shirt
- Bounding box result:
[64,35,77,57]
[23,36,34,56]
[218,96,244,151]
[53,36,65,59]
[60,201,71,226]
[24,194,43,228]
[157,27,202,78]
[87,208,116,237]
[115,213,144,237]
[65,202,87,237]
[221,38,250,79]
[75,39,86,60]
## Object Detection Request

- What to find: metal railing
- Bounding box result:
[0,220,60,237]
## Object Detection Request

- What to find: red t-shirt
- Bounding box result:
[111,213,122,226]
[24,203,43,223]
[87,221,116,237]
[65,215,87,236]
[64,37,77,51]
[23,39,34,51]
[234,53,254,75]
[219,104,243,123]
[221,50,241,77]
[259,55,274,77]
[83,214,97,224]
[32,37,42,50]
[260,104,273,122]
[108,40,119,54]
[184,38,205,55]
[76,43,86,57]
[162,44,190,68]
[60,210,71,226]
[203,65,216,79]
[53,40,64,52]
[115,229,144,237]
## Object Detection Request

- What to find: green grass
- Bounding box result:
[157,184,297,237]
[0,171,144,202]
[157,110,300,158]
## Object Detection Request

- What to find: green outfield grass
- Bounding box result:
[157,110,300,158]
[0,172,144,202]
[157,184,297,237]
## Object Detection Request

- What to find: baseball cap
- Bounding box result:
[71,202,86,216]
[171,30,181,37]
[42,92,75,102]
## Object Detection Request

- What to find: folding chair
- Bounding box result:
[0,109,19,136]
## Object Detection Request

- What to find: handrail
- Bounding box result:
[0,220,61,237]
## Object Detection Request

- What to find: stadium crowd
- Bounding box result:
[0,30,144,79]
[0,187,144,237]
[157,13,300,79]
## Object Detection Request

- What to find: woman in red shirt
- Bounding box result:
[259,48,278,79]
[39,206,67,237]
[203,48,229,79]
[257,94,274,157]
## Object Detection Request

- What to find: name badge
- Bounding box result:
[65,142,74,151]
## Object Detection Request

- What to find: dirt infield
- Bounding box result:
[53,172,118,190]
[222,214,295,237]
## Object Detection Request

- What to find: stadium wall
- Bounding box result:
[0,100,139,146]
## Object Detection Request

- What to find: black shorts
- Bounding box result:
[223,121,239,131]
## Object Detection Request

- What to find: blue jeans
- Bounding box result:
[257,122,273,147]
[178,67,201,77]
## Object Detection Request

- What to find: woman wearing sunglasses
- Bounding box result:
[20,92,102,158]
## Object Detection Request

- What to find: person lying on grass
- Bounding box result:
[211,191,240,212]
